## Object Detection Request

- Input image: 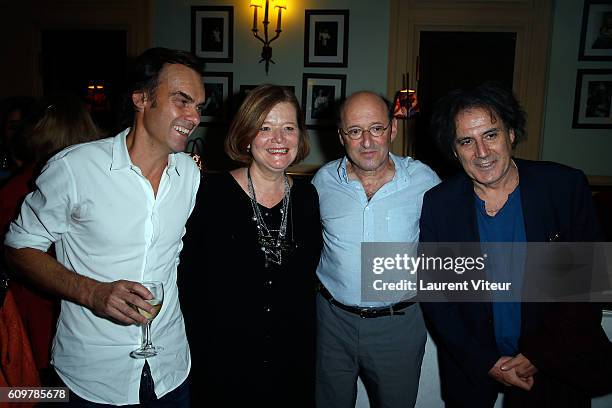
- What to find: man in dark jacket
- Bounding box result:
[420,82,611,408]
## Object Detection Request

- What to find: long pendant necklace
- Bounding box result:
[247,168,291,267]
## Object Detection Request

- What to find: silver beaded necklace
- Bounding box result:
[247,168,292,267]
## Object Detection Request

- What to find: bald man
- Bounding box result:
[312,91,440,407]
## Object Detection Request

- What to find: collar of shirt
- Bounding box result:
[335,153,410,184]
[334,153,411,201]
[109,128,179,176]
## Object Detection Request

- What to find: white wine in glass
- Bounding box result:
[137,299,162,320]
[130,281,164,359]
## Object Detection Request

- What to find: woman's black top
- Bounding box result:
[178,172,322,406]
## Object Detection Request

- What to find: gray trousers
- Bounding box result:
[315,292,427,408]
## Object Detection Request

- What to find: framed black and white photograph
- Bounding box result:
[573,69,612,128]
[304,10,349,67]
[579,0,612,60]
[200,72,233,125]
[191,6,234,62]
[302,74,346,128]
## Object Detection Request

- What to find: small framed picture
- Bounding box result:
[200,72,233,126]
[302,74,346,128]
[191,6,234,63]
[578,0,612,60]
[572,69,612,129]
[304,10,349,67]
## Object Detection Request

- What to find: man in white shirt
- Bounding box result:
[4,47,206,406]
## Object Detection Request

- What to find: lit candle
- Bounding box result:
[263,0,269,24]
[276,8,282,31]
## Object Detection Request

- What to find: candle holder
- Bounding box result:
[250,0,287,75]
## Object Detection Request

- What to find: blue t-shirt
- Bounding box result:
[475,186,526,356]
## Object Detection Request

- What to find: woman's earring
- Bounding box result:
[247,144,251,153]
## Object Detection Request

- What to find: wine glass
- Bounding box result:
[130,281,164,359]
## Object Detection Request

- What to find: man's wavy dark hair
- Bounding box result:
[120,47,203,128]
[430,82,527,163]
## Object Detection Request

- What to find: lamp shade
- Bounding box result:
[250,0,263,7]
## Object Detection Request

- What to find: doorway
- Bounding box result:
[415,31,517,178]
[387,0,553,166]
[41,29,127,132]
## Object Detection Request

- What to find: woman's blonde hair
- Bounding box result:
[15,94,102,163]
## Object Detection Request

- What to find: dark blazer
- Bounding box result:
[419,159,612,407]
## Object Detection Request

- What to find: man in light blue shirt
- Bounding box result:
[313,91,440,408]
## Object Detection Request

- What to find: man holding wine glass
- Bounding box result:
[4,48,205,406]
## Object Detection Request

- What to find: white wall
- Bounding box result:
[153,0,390,167]
[154,0,611,175]
[541,0,612,177]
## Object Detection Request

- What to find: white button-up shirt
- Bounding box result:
[5,129,200,404]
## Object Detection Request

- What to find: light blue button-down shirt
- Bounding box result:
[313,153,440,307]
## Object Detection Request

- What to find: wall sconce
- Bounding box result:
[393,74,419,119]
[393,73,419,156]
[250,0,287,75]
[393,89,418,119]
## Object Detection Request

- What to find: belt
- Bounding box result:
[318,283,415,318]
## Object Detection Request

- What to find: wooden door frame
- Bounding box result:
[387,0,553,161]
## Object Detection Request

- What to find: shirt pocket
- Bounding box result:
[386,204,420,241]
